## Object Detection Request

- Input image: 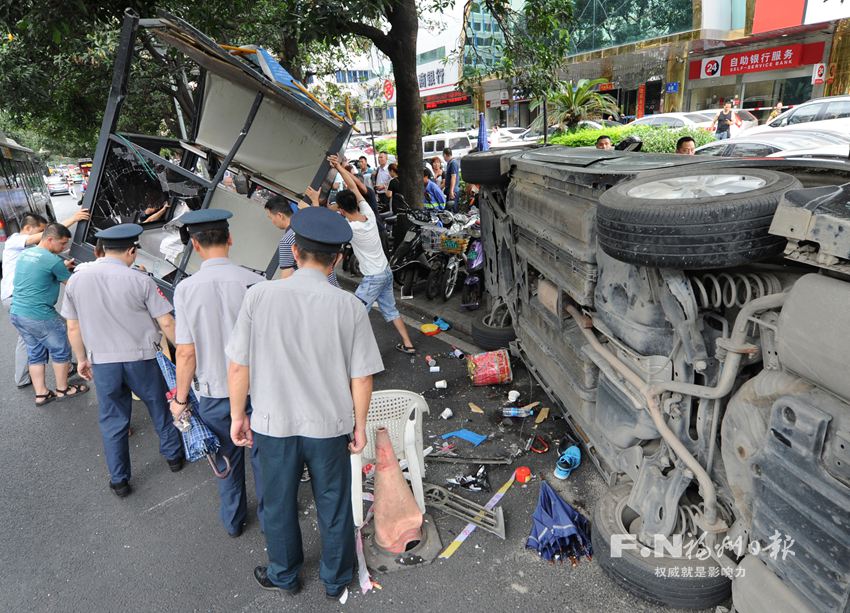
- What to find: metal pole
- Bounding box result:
[367,103,378,167]
[542,94,548,145]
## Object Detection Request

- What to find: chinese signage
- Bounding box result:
[484,89,509,108]
[599,82,616,92]
[422,91,472,111]
[725,44,802,75]
[753,0,850,34]
[636,84,646,119]
[665,82,680,94]
[417,67,447,90]
[691,42,824,80]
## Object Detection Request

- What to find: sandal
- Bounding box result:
[395,343,417,355]
[56,383,90,401]
[35,391,57,407]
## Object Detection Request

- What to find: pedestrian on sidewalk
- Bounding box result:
[228,206,383,599]
[443,148,461,212]
[423,169,446,209]
[373,151,391,207]
[328,155,417,354]
[10,223,89,406]
[1,210,89,388]
[61,224,185,498]
[170,209,264,537]
[265,191,339,286]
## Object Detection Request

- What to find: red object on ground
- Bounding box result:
[371,427,423,554]
[515,466,532,484]
[467,349,513,386]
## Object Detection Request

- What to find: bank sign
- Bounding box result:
[699,44,802,79]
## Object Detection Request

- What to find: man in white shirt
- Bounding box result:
[328,156,416,354]
[372,152,391,206]
[1,210,89,387]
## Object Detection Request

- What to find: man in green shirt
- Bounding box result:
[10,223,89,406]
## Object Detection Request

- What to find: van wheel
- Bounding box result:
[461,150,523,186]
[471,303,515,350]
[597,168,799,269]
[593,484,732,609]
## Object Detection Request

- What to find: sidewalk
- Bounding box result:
[336,268,481,342]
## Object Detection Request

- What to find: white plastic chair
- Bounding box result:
[351,390,430,527]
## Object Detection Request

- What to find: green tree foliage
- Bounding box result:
[530,79,620,131]
[421,111,453,136]
[463,0,573,100]
[548,125,716,152]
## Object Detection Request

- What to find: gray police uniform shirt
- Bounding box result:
[173,257,263,399]
[60,257,173,364]
[226,267,384,439]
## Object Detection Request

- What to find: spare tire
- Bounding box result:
[461,149,523,186]
[597,168,799,269]
[471,307,516,350]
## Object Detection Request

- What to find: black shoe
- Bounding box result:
[228,524,244,538]
[109,479,131,498]
[253,567,301,595]
[325,587,348,601]
[167,456,184,472]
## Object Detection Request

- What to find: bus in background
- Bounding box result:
[0,134,55,272]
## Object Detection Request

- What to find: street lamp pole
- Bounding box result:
[366,102,378,167]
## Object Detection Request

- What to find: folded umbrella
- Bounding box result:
[155,351,231,479]
[477,112,490,152]
[526,481,592,566]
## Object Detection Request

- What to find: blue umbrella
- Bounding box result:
[155,351,232,479]
[477,112,489,152]
[526,481,592,566]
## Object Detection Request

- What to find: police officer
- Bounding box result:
[227,207,384,599]
[170,209,264,537]
[62,224,184,497]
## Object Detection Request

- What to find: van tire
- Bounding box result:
[471,312,516,350]
[461,150,523,186]
[597,168,799,269]
[593,484,732,609]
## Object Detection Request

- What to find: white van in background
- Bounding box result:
[422,132,472,159]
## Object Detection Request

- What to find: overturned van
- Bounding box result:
[73,10,352,292]
[463,148,850,612]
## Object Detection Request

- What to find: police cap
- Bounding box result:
[95,223,144,250]
[177,209,232,244]
[290,207,352,253]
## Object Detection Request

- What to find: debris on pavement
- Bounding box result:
[435,380,448,389]
[526,481,593,566]
[440,408,453,420]
[420,323,440,336]
[426,454,513,465]
[468,349,513,386]
[441,428,487,446]
[468,402,484,414]
[507,390,520,403]
[515,466,532,484]
[424,482,507,540]
[502,406,534,418]
[446,465,490,492]
[525,434,550,454]
[554,438,581,480]
[534,407,550,424]
[432,317,452,331]
[438,475,515,558]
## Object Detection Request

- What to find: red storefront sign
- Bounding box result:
[689,41,825,80]
[422,91,471,110]
[724,43,802,75]
[636,84,646,119]
[598,82,616,92]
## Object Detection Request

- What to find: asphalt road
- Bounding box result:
[0,194,693,612]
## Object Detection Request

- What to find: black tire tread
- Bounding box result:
[592,485,731,609]
[470,313,516,350]
[596,168,799,269]
[461,150,523,186]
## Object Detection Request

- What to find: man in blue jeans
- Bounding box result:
[10,223,89,406]
[442,147,461,212]
[327,155,416,354]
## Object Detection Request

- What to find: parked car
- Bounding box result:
[744,95,850,134]
[767,143,850,160]
[698,108,759,132]
[629,111,715,129]
[422,131,472,158]
[695,128,850,158]
[45,174,70,196]
[463,146,850,612]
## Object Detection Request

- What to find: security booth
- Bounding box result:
[72,10,353,295]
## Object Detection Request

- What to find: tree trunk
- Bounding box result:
[385,1,422,209]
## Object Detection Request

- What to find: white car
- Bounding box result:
[422,131,472,158]
[766,144,850,160]
[695,128,850,158]
[744,95,850,135]
[698,109,759,133]
[629,112,715,129]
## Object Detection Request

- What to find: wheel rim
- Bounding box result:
[443,262,459,299]
[628,174,768,199]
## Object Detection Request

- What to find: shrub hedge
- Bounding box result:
[549,125,716,152]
